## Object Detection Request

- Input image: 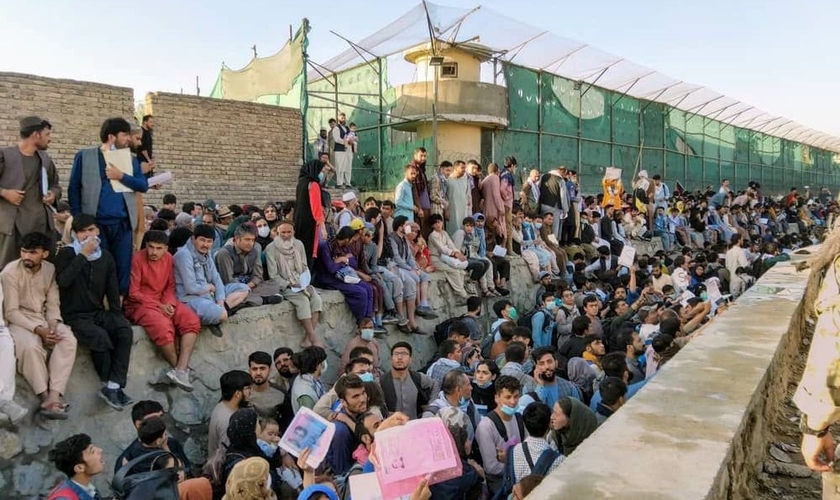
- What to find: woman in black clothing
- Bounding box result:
[294,157,334,269]
[221,408,284,499]
[471,360,499,418]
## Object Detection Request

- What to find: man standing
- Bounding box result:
[69,117,149,294]
[475,375,523,495]
[174,224,250,336]
[380,342,437,420]
[0,116,61,270]
[429,160,451,220]
[265,221,324,348]
[124,230,201,391]
[56,214,134,411]
[409,148,431,237]
[500,160,516,254]
[539,166,570,242]
[446,161,472,236]
[46,434,105,500]
[326,374,368,476]
[247,351,286,421]
[214,223,283,307]
[394,165,419,222]
[332,112,354,188]
[1,232,77,419]
[208,370,253,459]
[138,115,154,167]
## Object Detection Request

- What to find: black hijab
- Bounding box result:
[225,408,262,457]
[294,160,328,268]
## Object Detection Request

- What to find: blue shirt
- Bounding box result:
[590,378,648,411]
[326,415,357,476]
[535,379,581,410]
[531,309,556,348]
[69,148,148,221]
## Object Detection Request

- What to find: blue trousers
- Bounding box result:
[98,219,133,295]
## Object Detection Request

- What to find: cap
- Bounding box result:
[472,212,485,220]
[538,271,551,281]
[363,222,376,234]
[56,201,71,213]
[203,199,217,212]
[19,116,48,132]
[342,192,357,203]
[349,218,365,231]
[216,206,233,219]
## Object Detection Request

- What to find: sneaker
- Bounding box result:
[117,389,134,406]
[98,388,123,411]
[166,369,195,392]
[261,294,284,305]
[373,325,388,335]
[397,317,409,327]
[208,324,224,337]
[0,400,29,425]
[464,282,479,296]
[415,306,438,319]
[382,314,400,325]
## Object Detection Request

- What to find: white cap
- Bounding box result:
[342,192,357,203]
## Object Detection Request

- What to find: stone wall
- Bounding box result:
[528,255,813,500]
[143,92,303,207]
[0,72,134,181]
[0,260,538,499]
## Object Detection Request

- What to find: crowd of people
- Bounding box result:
[0,113,835,500]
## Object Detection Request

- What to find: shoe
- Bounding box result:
[343,275,361,284]
[415,306,438,319]
[496,287,511,297]
[117,389,134,406]
[38,405,69,421]
[0,400,29,425]
[398,323,412,334]
[373,325,388,335]
[208,324,224,337]
[262,294,284,305]
[464,282,479,296]
[98,388,123,411]
[397,317,409,327]
[148,368,171,386]
[166,369,195,392]
[382,313,399,325]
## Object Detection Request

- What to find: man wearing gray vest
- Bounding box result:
[0,116,62,270]
[68,117,149,295]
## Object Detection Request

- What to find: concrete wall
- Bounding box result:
[0,72,134,182]
[529,258,812,500]
[144,92,303,207]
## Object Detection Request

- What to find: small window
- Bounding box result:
[440,62,458,79]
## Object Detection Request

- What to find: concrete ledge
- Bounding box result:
[529,258,811,500]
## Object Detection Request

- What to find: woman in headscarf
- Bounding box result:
[224,215,252,242]
[566,358,597,405]
[549,396,598,456]
[294,157,335,268]
[222,408,283,499]
[222,457,275,500]
[312,226,374,323]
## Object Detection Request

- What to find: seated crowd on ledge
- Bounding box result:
[0,115,833,500]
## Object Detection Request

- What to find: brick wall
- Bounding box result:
[145,92,302,207]
[0,72,134,184]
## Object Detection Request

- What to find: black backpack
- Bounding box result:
[516,309,539,329]
[433,314,467,345]
[112,451,182,500]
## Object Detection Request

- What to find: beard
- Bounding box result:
[278,368,293,379]
[539,371,556,382]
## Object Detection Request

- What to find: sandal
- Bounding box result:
[39,402,69,420]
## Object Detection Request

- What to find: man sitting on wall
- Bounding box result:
[214,222,284,307]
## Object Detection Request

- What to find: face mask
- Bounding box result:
[404,224,412,235]
[318,172,326,183]
[360,328,375,341]
[321,360,328,373]
[535,222,543,230]
[359,372,375,383]
[257,226,270,238]
[459,397,469,409]
[500,404,518,417]
[257,439,278,457]
[476,380,493,389]
[700,291,709,301]
[545,302,557,312]
[508,307,518,321]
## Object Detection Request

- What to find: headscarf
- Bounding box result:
[226,408,262,458]
[70,234,102,261]
[222,457,274,500]
[297,485,339,500]
[272,233,306,285]
[225,215,252,241]
[567,358,597,402]
[555,397,598,456]
[295,160,328,268]
[179,477,213,500]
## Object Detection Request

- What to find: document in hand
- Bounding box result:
[373,417,462,498]
[103,149,134,193]
[618,245,636,268]
[147,171,174,188]
[278,407,335,469]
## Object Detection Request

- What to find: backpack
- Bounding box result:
[433,314,467,345]
[492,442,560,500]
[516,309,539,329]
[486,411,525,444]
[112,451,182,500]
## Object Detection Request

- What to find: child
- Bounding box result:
[346,123,358,154]
[120,416,183,480]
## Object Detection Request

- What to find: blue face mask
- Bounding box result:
[257,438,277,457]
[359,372,375,383]
[459,397,469,409]
[535,222,543,230]
[318,172,326,183]
[476,380,492,389]
[500,404,518,417]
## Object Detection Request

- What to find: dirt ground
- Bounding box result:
[748,329,826,500]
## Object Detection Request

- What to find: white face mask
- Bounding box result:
[257,226,270,238]
[404,224,411,235]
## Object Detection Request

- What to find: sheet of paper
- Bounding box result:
[604,167,622,180]
[617,245,636,268]
[373,418,460,486]
[278,406,335,469]
[759,218,769,225]
[103,148,134,193]
[705,277,722,304]
[291,269,312,293]
[679,290,695,306]
[41,167,49,196]
[492,246,507,258]
[348,473,384,500]
[147,171,173,187]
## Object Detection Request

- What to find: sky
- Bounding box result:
[2,0,838,137]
